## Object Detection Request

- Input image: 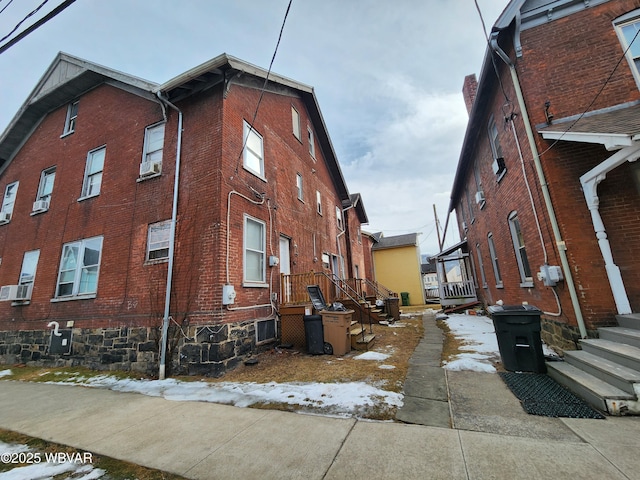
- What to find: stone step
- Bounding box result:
[353,333,376,351]
[547,361,634,415]
[580,339,640,372]
[617,313,640,330]
[599,327,640,349]
[564,350,640,395]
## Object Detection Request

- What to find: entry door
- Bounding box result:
[279,236,291,302]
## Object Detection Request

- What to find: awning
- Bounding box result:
[537,101,640,150]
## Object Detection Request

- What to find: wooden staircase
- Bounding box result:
[547,313,640,416]
[350,320,375,351]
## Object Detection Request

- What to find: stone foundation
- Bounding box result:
[0,318,279,377]
[540,316,599,354]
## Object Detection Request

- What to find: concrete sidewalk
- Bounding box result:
[0,313,639,479]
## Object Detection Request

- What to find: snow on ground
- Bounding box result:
[0,369,12,378]
[442,314,500,373]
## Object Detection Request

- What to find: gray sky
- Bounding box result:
[0,0,509,256]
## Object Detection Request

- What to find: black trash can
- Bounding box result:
[488,305,546,373]
[303,314,324,355]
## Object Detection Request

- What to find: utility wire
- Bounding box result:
[0,0,16,16]
[0,0,49,43]
[0,0,76,55]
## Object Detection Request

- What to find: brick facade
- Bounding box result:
[455,0,640,351]
[0,54,369,376]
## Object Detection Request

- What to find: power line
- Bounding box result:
[0,0,49,43]
[0,0,76,55]
[0,0,16,16]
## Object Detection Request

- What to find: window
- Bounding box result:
[147,220,170,261]
[20,250,40,286]
[256,318,277,344]
[63,101,79,136]
[0,181,18,220]
[55,236,103,298]
[487,233,503,288]
[34,167,55,211]
[466,192,475,224]
[292,106,301,141]
[81,147,105,198]
[142,122,165,167]
[488,116,506,180]
[308,127,315,158]
[316,190,322,215]
[616,12,640,85]
[475,244,487,288]
[336,206,343,230]
[508,212,533,286]
[243,121,264,178]
[296,173,304,201]
[244,216,266,284]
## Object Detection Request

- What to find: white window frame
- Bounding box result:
[336,205,343,230]
[62,101,79,136]
[488,116,506,181]
[54,236,103,299]
[296,173,304,201]
[308,127,315,158]
[243,121,265,179]
[146,220,171,262]
[141,122,165,172]
[615,10,640,89]
[475,243,487,288]
[292,106,301,141]
[80,146,105,199]
[508,212,534,287]
[1,181,18,218]
[487,232,503,288]
[316,190,322,215]
[19,250,40,287]
[244,215,266,285]
[34,167,55,212]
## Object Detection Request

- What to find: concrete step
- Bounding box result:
[547,361,634,415]
[564,350,640,395]
[599,327,640,349]
[580,339,640,371]
[617,313,640,330]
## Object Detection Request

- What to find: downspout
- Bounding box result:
[156,91,183,380]
[491,33,587,338]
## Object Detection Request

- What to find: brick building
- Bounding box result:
[451,0,640,413]
[0,52,370,377]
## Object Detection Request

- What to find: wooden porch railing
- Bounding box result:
[438,280,477,307]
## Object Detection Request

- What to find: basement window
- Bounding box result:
[256,318,277,344]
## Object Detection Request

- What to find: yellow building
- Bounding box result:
[371,233,425,306]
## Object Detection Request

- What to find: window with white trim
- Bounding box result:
[147,220,170,261]
[81,147,105,198]
[487,232,503,288]
[615,11,640,87]
[20,250,40,287]
[475,243,487,288]
[244,215,266,284]
[34,167,55,211]
[243,121,264,178]
[292,106,301,141]
[316,190,322,215]
[62,101,79,136]
[308,127,315,158]
[296,173,304,201]
[336,206,343,230]
[55,236,103,298]
[142,122,165,168]
[508,212,533,286]
[488,116,506,180]
[1,181,18,219]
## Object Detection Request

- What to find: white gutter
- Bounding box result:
[491,34,587,338]
[579,144,640,315]
[156,92,183,380]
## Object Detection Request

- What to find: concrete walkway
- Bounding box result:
[1,312,639,479]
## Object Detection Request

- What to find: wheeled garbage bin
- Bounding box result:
[488,305,546,373]
[321,310,353,356]
[303,314,324,355]
[400,292,410,306]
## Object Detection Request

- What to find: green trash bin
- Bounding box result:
[400,292,410,306]
[488,305,546,373]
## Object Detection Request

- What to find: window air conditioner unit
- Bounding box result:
[0,211,10,224]
[492,157,506,175]
[139,161,161,177]
[32,200,49,212]
[0,284,31,302]
[475,190,485,204]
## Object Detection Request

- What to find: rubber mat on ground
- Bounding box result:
[499,372,605,419]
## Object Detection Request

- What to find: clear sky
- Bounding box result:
[0,0,509,256]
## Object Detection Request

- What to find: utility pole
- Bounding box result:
[433,204,443,251]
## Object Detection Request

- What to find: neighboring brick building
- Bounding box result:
[0,52,369,377]
[451,0,640,349]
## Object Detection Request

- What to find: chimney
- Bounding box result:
[462,74,478,116]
